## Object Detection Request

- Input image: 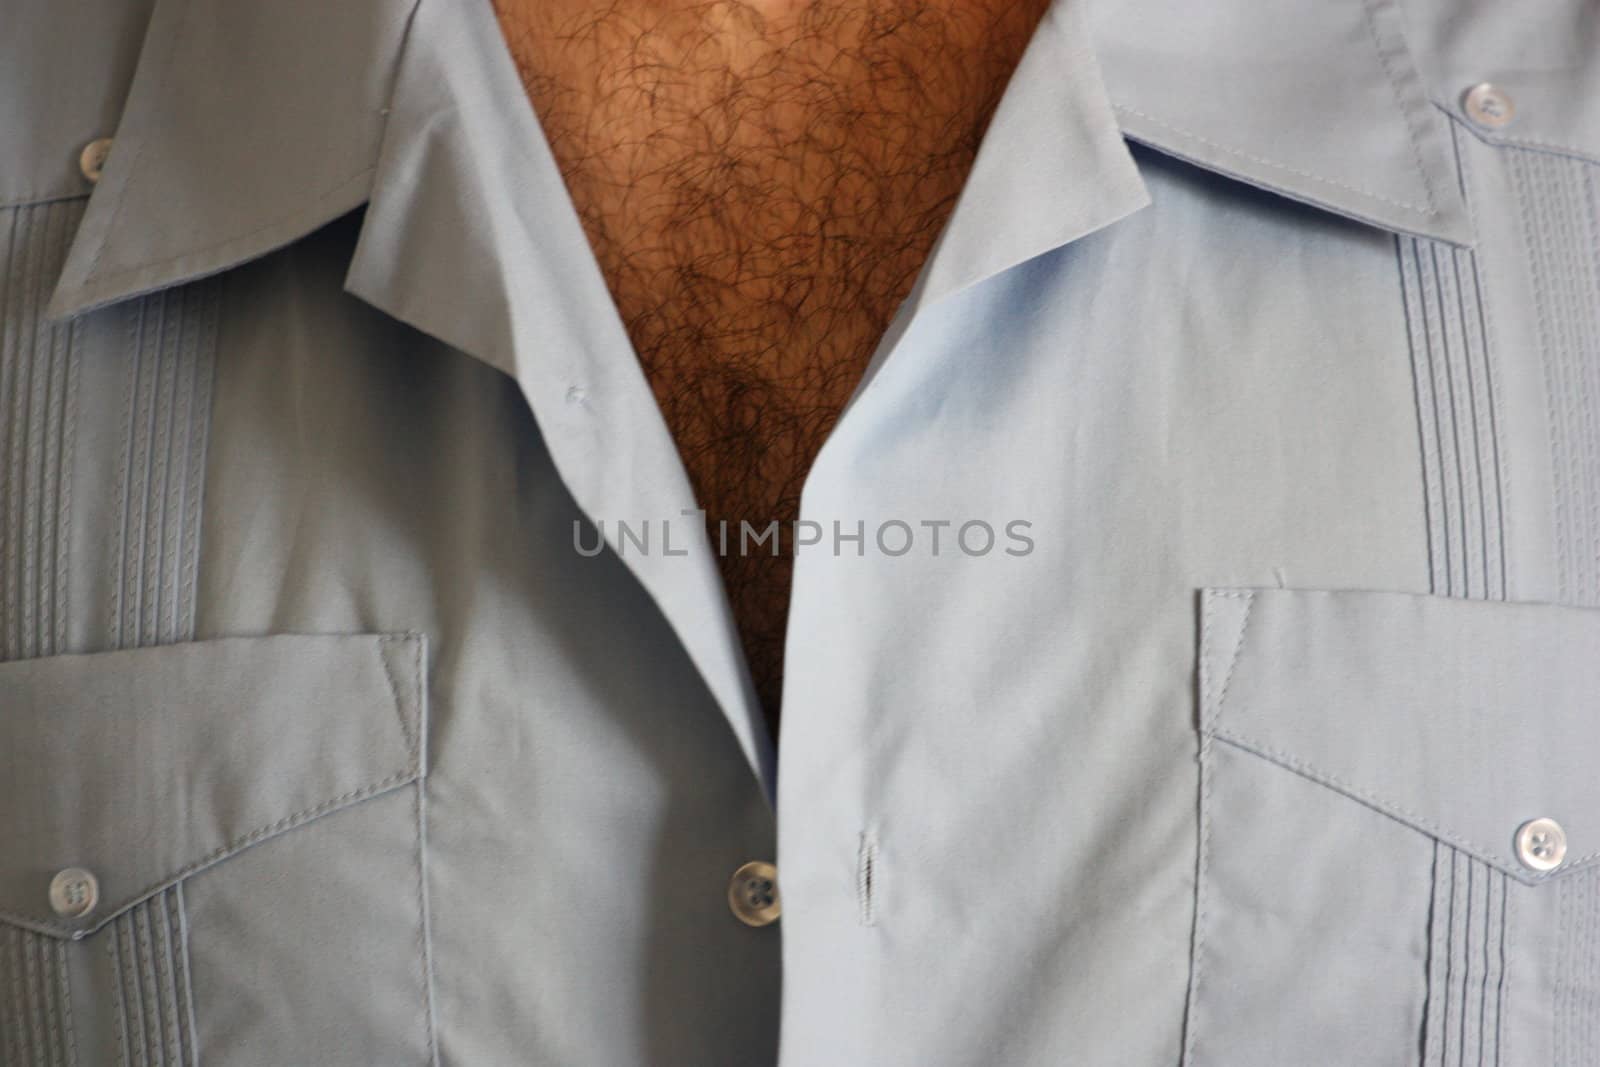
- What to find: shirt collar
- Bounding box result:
[49,0,1508,323]
[45,0,417,319]
[1092,0,1473,247]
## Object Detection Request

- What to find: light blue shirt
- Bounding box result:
[4,0,1600,1063]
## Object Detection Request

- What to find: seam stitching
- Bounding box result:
[108,932,127,1067]
[377,634,416,765]
[415,782,438,1066]
[143,900,163,1067]
[1182,590,1250,1065]
[1210,729,1599,880]
[22,924,43,1061]
[1114,104,1436,216]
[1451,117,1514,601]
[172,883,197,1067]
[1356,0,1442,212]
[1208,591,1253,723]
[0,766,418,938]
[75,168,376,297]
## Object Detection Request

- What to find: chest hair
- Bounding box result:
[494,0,1048,725]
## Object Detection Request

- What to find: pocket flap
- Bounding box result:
[0,633,426,937]
[1200,588,1600,885]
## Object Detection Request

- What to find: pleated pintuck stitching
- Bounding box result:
[1396,231,1508,602]
[1551,868,1600,1067]
[90,277,220,1064]
[1421,843,1508,1067]
[106,277,219,650]
[0,196,86,1067]
[0,924,75,1066]
[106,889,197,1067]
[1401,122,1514,1067]
[1507,147,1600,608]
[1504,144,1600,1067]
[3,196,217,1064]
[0,199,84,663]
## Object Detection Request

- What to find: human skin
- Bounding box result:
[491,0,1052,729]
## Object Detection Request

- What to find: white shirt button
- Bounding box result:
[1515,817,1567,872]
[727,860,780,926]
[79,137,114,183]
[1462,83,1515,129]
[48,867,99,919]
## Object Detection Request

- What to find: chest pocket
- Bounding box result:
[1186,588,1600,1067]
[0,633,434,1067]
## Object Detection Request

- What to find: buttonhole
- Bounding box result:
[857,830,878,927]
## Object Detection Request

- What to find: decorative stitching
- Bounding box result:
[101,282,220,652]
[1588,869,1599,1065]
[1210,729,1600,881]
[1422,842,1446,1065]
[1397,236,1446,591]
[1584,166,1600,609]
[106,301,139,648]
[102,889,197,1067]
[171,883,197,1067]
[22,924,44,1063]
[1563,874,1578,1067]
[5,930,23,1064]
[153,895,183,1066]
[1442,849,1457,1066]
[1,207,23,663]
[1459,857,1472,1064]
[56,939,76,1067]
[1396,223,1505,602]
[0,191,97,213]
[142,302,175,648]
[0,199,84,663]
[173,285,216,643]
[1508,145,1600,607]
[16,204,51,661]
[1433,243,1476,597]
[1556,878,1572,1067]
[1420,239,1459,589]
[125,294,160,648]
[1476,866,1495,1067]
[1450,120,1512,599]
[54,298,79,655]
[1450,120,1600,171]
[0,765,419,938]
[108,934,129,1067]
[1501,878,1513,1067]
[1449,245,1494,600]
[117,919,147,1067]
[133,871,161,1065]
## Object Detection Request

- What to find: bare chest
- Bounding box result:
[494,0,1045,719]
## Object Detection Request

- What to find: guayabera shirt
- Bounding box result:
[4,0,1600,1063]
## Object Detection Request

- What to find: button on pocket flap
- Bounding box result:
[0,633,426,937]
[1200,589,1600,885]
